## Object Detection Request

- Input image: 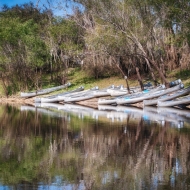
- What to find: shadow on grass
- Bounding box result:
[175,69,190,80]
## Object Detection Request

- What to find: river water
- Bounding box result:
[0,103,190,190]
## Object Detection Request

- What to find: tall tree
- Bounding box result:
[0,4,50,93]
[71,0,170,86]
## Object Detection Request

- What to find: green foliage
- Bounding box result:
[175,69,190,80]
[50,18,84,54]
[0,4,51,92]
[0,0,190,94]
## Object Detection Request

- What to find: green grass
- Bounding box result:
[67,68,137,90]
[0,81,6,96]
[171,69,190,87]
[67,67,190,91]
[1,67,190,97]
[175,69,190,80]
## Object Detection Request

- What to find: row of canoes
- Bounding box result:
[33,84,147,103]
[34,85,114,103]
[96,79,190,108]
[97,79,190,108]
[20,79,190,108]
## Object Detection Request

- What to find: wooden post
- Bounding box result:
[124,76,131,94]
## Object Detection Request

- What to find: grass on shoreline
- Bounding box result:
[0,68,190,99]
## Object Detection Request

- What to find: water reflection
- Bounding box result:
[0,103,190,189]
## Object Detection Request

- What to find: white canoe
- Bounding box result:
[58,86,99,102]
[64,93,96,102]
[21,82,71,98]
[37,86,85,103]
[157,95,190,107]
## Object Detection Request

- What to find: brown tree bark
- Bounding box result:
[148,59,169,88]
[135,67,144,91]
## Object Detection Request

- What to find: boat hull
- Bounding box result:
[157,96,190,107]
[21,82,71,98]
[36,86,85,103]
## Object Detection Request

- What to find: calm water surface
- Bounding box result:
[0,103,190,190]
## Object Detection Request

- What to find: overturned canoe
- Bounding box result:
[64,93,96,103]
[143,84,190,106]
[98,96,120,105]
[117,83,183,105]
[59,85,115,103]
[58,86,99,102]
[35,86,84,103]
[107,88,139,97]
[93,85,115,97]
[21,82,71,98]
[157,95,190,107]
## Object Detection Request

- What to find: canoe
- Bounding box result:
[169,79,182,87]
[106,83,153,97]
[117,83,183,105]
[62,86,99,103]
[98,91,144,105]
[143,84,190,106]
[92,85,115,97]
[157,94,190,107]
[58,85,115,102]
[107,85,131,97]
[57,86,99,102]
[21,82,71,98]
[64,93,96,102]
[98,96,120,105]
[35,86,85,103]
[107,88,138,97]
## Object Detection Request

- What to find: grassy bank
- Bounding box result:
[67,68,190,91]
[0,68,190,99]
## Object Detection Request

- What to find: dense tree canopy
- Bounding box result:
[0,0,190,94]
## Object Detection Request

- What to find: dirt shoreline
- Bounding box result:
[0,96,144,109]
[0,97,35,105]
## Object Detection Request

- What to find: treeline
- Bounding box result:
[0,0,190,95]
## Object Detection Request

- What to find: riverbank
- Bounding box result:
[0,96,35,105]
[0,68,189,108]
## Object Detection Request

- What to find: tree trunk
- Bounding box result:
[143,58,157,86]
[160,63,166,84]
[149,59,169,87]
[112,56,131,93]
[135,67,144,91]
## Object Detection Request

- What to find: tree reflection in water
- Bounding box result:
[0,104,189,189]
